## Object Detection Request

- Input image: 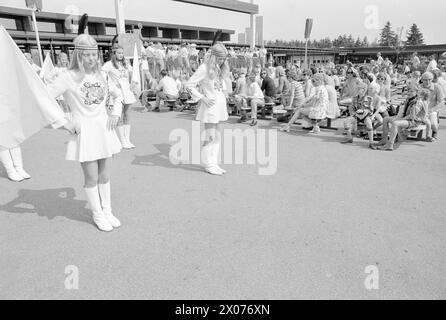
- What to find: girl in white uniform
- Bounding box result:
[186,42,230,175]
[103,45,137,150]
[47,34,124,232]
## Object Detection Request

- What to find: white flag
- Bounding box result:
[131,43,141,92]
[40,52,55,82]
[0,26,65,149]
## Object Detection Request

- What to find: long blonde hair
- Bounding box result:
[204,52,230,81]
[69,34,105,84]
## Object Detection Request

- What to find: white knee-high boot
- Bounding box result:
[98,182,121,228]
[210,143,226,174]
[123,124,135,149]
[9,147,31,179]
[0,149,23,182]
[84,186,113,232]
[201,143,222,176]
[116,126,130,149]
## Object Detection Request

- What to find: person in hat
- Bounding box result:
[46,34,124,232]
[186,42,230,175]
[103,44,137,150]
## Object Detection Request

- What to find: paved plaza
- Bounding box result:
[1,105,445,299]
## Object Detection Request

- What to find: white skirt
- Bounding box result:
[195,92,229,124]
[65,114,122,163]
[120,79,137,105]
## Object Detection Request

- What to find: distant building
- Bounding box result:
[237,33,246,45]
[255,15,263,46]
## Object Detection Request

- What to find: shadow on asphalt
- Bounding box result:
[0,188,93,225]
[131,143,203,172]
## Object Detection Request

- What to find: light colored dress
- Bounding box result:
[308,86,329,120]
[102,61,136,105]
[186,64,229,124]
[47,70,123,162]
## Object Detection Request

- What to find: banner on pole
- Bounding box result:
[304,18,313,39]
[25,0,43,12]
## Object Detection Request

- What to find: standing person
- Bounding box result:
[377,52,384,66]
[46,34,124,232]
[103,45,137,150]
[259,45,267,68]
[44,52,71,117]
[411,52,421,70]
[186,42,230,176]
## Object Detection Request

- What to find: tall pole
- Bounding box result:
[304,39,308,69]
[115,0,126,34]
[30,9,43,66]
[250,0,255,48]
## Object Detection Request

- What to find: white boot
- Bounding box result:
[123,124,136,149]
[210,143,226,174]
[84,186,113,232]
[98,182,121,228]
[116,126,130,149]
[0,149,24,182]
[201,144,222,176]
[9,147,31,179]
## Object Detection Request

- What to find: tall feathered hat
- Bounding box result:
[210,30,228,58]
[74,14,98,51]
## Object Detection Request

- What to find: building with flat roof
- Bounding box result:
[0,5,234,63]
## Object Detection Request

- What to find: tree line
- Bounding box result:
[266,23,425,49]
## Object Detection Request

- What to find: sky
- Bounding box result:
[1,0,445,44]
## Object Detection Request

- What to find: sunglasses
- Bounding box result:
[347,72,353,74]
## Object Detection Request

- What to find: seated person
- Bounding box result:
[339,67,364,104]
[341,82,380,148]
[420,71,445,141]
[239,73,264,127]
[234,68,249,115]
[153,69,179,111]
[324,74,340,119]
[280,73,329,134]
[286,70,305,110]
[376,87,430,151]
[260,68,276,103]
[376,72,391,101]
[276,66,291,105]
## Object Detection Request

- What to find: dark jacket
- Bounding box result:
[261,76,276,98]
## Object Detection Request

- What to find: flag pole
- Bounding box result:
[304,39,308,70]
[30,6,44,66]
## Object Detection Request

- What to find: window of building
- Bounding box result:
[0,17,17,30]
[105,26,117,35]
[35,21,57,33]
